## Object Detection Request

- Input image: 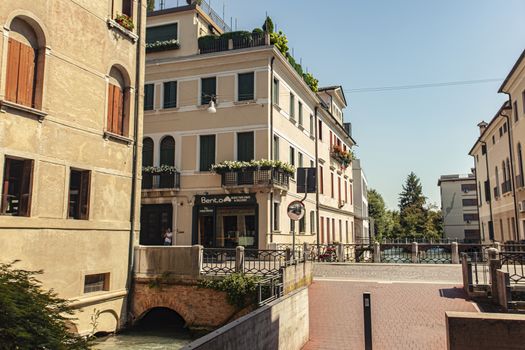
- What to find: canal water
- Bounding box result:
[93,307,195,350]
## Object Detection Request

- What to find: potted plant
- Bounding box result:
[115,13,134,31]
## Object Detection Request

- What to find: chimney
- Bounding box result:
[477,121,488,135]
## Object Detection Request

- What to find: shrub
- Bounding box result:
[262,16,274,33]
[199,274,260,308]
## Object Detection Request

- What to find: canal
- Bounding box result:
[93,307,195,350]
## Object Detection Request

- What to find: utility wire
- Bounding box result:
[344,78,503,94]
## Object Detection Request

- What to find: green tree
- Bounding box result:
[262,16,274,33]
[368,189,388,239]
[0,262,90,349]
[398,172,426,211]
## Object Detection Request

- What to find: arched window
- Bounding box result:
[5,17,45,109]
[107,66,130,136]
[518,143,524,187]
[502,161,507,183]
[159,136,175,188]
[142,138,154,166]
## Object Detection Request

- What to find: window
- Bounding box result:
[142,138,154,166]
[478,182,482,206]
[345,221,349,243]
[201,77,216,105]
[273,135,279,160]
[237,132,254,161]
[107,67,129,136]
[492,135,495,144]
[146,23,178,44]
[318,120,323,141]
[163,81,177,109]
[68,169,90,220]
[5,19,44,109]
[121,0,133,17]
[522,91,525,114]
[298,101,303,126]
[199,135,216,171]
[238,72,254,101]
[320,217,325,243]
[463,213,479,222]
[345,180,348,203]
[518,143,524,187]
[309,114,314,135]
[144,84,154,110]
[332,218,336,241]
[464,229,480,240]
[299,215,305,233]
[160,136,175,166]
[310,211,316,233]
[273,202,280,231]
[319,166,324,194]
[461,184,477,193]
[350,184,353,204]
[331,173,334,198]
[273,78,279,105]
[338,177,341,204]
[298,152,303,168]
[1,157,33,216]
[326,218,330,243]
[462,198,477,207]
[289,147,295,166]
[339,219,342,242]
[84,273,109,293]
[290,93,295,119]
[514,101,519,122]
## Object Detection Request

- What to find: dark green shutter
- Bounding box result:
[160,136,175,166]
[200,135,216,171]
[144,84,154,110]
[201,77,216,105]
[163,81,177,108]
[142,138,154,166]
[238,72,254,101]
[146,23,178,43]
[237,132,254,161]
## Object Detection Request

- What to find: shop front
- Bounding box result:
[192,194,258,249]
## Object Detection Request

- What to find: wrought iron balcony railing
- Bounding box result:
[516,174,524,189]
[501,180,512,194]
[220,168,290,190]
[199,32,268,55]
[142,172,181,190]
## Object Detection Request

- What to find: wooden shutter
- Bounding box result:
[320,217,324,243]
[237,132,254,162]
[18,159,33,217]
[200,135,215,171]
[17,43,36,107]
[5,38,21,103]
[1,159,11,213]
[112,85,122,134]
[79,171,90,220]
[107,84,115,133]
[319,166,323,194]
[338,177,341,203]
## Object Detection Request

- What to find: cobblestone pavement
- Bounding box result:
[303,264,477,350]
[314,262,463,283]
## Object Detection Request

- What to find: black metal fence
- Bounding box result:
[499,252,525,284]
[244,249,287,275]
[380,244,412,263]
[418,244,452,264]
[202,248,237,275]
[221,169,290,189]
[199,32,267,55]
[257,274,284,306]
[142,172,181,190]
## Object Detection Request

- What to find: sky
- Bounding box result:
[165,0,525,209]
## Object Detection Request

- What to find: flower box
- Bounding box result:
[146,39,181,53]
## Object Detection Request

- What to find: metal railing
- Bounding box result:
[516,174,524,188]
[201,248,237,275]
[257,274,284,306]
[418,244,452,264]
[462,252,491,288]
[499,252,525,285]
[244,249,287,276]
[501,243,525,252]
[221,169,290,189]
[342,244,373,262]
[501,180,512,194]
[380,244,412,263]
[199,32,267,55]
[142,172,181,190]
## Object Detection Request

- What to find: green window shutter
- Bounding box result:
[142,137,154,166]
[298,101,303,125]
[144,84,154,110]
[163,81,177,108]
[201,77,216,105]
[238,72,254,101]
[146,23,178,44]
[200,135,216,171]
[160,136,175,166]
[237,132,254,161]
[290,94,295,118]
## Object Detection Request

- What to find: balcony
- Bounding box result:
[142,172,180,190]
[198,31,268,55]
[220,169,290,191]
[501,180,512,194]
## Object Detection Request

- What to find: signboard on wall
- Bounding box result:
[195,194,257,206]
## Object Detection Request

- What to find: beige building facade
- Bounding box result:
[437,173,479,241]
[141,3,356,250]
[470,49,525,243]
[0,0,145,334]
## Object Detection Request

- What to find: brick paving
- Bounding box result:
[303,265,478,350]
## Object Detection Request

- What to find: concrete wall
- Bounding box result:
[446,311,525,350]
[182,287,309,350]
[134,245,202,277]
[283,261,313,294]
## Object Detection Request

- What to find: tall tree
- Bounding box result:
[368,189,388,239]
[398,172,426,211]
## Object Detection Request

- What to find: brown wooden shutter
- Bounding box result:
[79,171,90,220]
[111,84,122,134]
[1,159,11,213]
[17,43,36,107]
[5,38,21,103]
[107,84,115,133]
[18,159,33,217]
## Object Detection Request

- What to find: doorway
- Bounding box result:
[140,204,173,245]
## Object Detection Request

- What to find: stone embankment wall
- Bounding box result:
[182,287,309,350]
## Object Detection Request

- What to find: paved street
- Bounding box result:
[303,264,478,350]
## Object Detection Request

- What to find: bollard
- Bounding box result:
[411,242,419,263]
[235,246,245,273]
[373,242,381,263]
[451,242,460,264]
[488,248,501,303]
[337,243,344,262]
[363,292,372,350]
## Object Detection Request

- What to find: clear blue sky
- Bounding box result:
[168,0,525,209]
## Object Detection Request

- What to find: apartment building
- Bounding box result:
[0,0,145,334]
[437,173,479,241]
[141,1,356,249]
[352,159,369,243]
[470,49,525,243]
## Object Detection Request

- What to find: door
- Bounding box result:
[140,204,173,245]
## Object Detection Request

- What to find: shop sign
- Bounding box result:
[195,194,256,206]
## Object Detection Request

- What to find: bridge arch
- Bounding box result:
[133,299,194,327]
[134,307,187,330]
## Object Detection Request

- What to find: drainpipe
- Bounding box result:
[502,94,520,241]
[269,56,275,244]
[481,141,494,243]
[126,0,143,325]
[314,106,320,254]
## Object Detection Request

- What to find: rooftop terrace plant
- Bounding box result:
[211,159,295,176]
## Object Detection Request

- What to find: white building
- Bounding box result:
[352,159,370,243]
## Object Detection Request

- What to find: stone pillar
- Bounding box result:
[228,38,234,50]
[235,246,245,273]
[411,242,419,263]
[461,253,473,294]
[192,245,203,277]
[451,242,460,264]
[373,242,381,263]
[285,247,292,263]
[337,243,344,262]
[488,248,501,303]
